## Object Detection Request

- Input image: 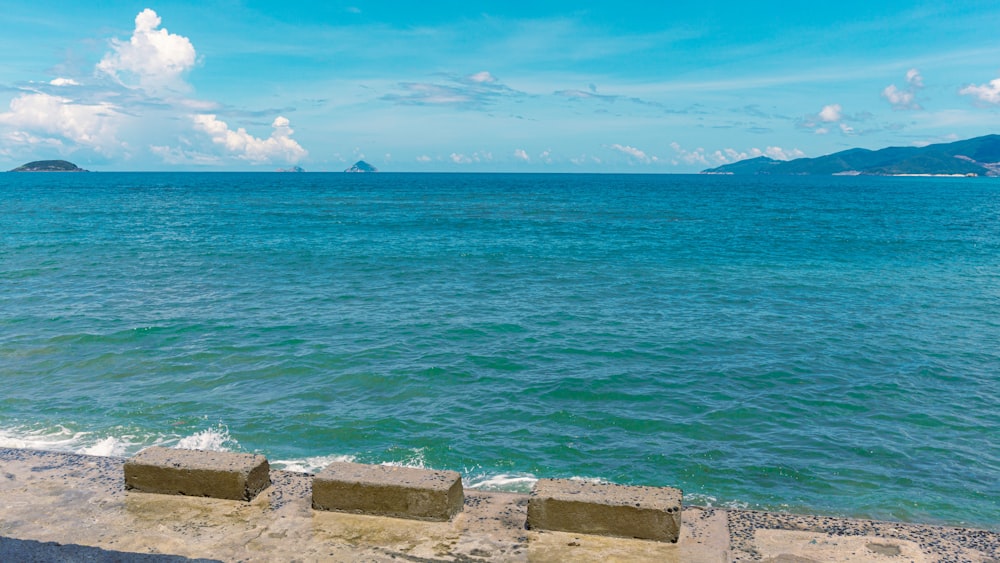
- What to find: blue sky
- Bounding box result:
[3,1,1000,171]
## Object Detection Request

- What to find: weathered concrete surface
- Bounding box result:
[726,510,1000,562]
[527,478,682,542]
[1,448,998,562]
[312,461,464,521]
[124,446,270,501]
[0,536,222,562]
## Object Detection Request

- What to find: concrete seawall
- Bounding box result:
[1,447,997,562]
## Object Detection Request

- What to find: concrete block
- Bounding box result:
[124,447,270,501]
[526,478,682,542]
[312,462,464,521]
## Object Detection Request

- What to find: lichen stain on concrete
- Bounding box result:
[866,541,902,556]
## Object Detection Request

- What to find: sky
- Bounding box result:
[3,1,1000,172]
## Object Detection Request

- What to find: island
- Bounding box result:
[345,160,378,173]
[9,160,89,172]
[701,134,1000,176]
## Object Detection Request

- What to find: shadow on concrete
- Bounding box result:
[0,536,222,563]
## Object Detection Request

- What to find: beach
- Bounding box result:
[1,447,997,561]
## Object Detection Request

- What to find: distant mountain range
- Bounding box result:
[702,134,1000,176]
[9,160,88,172]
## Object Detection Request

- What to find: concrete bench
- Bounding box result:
[124,447,271,501]
[526,478,682,542]
[312,462,464,521]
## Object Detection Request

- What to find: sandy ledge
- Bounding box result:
[0,447,996,562]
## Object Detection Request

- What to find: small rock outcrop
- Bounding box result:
[345,160,378,173]
[9,160,88,172]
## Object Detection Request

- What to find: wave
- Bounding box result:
[270,455,356,473]
[0,424,691,498]
[0,422,237,458]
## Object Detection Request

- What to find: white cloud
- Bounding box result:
[882,69,923,110]
[50,78,80,86]
[449,151,491,164]
[468,71,497,84]
[670,143,803,167]
[97,9,196,93]
[513,148,530,161]
[610,143,656,164]
[882,85,914,108]
[818,104,842,122]
[764,146,805,160]
[800,103,865,135]
[192,115,307,164]
[416,155,432,162]
[150,145,221,165]
[669,142,708,165]
[960,77,1000,104]
[0,92,124,155]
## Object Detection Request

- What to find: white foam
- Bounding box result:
[0,421,247,459]
[465,472,538,493]
[80,436,130,457]
[271,454,356,473]
[174,426,237,452]
[381,447,427,469]
[0,425,90,451]
[684,493,750,510]
[569,475,611,484]
[0,424,152,457]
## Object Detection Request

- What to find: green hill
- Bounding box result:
[345,160,378,173]
[10,160,88,172]
[702,135,1000,176]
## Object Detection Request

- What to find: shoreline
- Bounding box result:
[1,447,996,561]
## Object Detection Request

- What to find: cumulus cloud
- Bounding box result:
[0,92,125,155]
[513,148,530,161]
[50,78,80,87]
[97,8,196,93]
[763,146,805,160]
[610,143,659,164]
[818,104,842,122]
[710,146,805,164]
[670,142,804,167]
[669,142,708,165]
[799,103,867,135]
[416,155,432,162]
[448,151,492,164]
[960,76,1000,104]
[192,115,307,163]
[882,69,924,110]
[382,71,526,109]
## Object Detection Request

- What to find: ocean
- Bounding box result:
[1,172,997,530]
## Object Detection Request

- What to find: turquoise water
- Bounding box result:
[1,172,998,529]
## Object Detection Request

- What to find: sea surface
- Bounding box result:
[1,172,997,530]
